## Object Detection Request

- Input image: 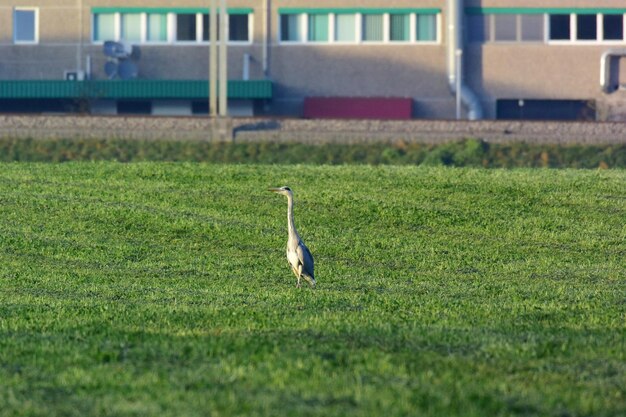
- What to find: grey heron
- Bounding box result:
[268,186,316,288]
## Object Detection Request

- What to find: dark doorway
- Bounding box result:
[496,99,595,121]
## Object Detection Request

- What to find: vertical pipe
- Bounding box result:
[209,0,218,116]
[86,55,92,80]
[243,53,250,80]
[77,0,83,73]
[262,0,270,76]
[447,0,457,88]
[219,0,228,116]
[455,49,462,120]
[446,0,482,120]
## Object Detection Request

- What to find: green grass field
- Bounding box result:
[0,163,624,417]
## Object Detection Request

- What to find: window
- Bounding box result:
[14,8,38,43]
[416,15,437,41]
[278,10,440,44]
[308,14,329,42]
[176,14,197,41]
[549,15,571,40]
[576,14,597,40]
[335,14,356,42]
[520,15,544,41]
[147,14,167,42]
[390,14,410,42]
[202,14,249,42]
[494,15,516,41]
[470,13,544,43]
[362,14,383,42]
[280,14,303,41]
[470,10,625,44]
[121,13,142,42]
[94,11,250,44]
[229,14,249,41]
[94,13,116,42]
[603,15,624,41]
[467,15,488,43]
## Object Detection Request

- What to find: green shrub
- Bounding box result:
[0,137,624,168]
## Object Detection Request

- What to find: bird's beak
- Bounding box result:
[268,188,281,193]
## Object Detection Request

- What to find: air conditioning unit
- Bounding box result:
[64,70,85,81]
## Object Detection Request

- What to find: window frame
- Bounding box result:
[91,11,252,45]
[471,11,626,45]
[278,11,440,45]
[547,13,626,44]
[13,7,39,44]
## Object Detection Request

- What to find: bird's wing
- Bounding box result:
[296,241,314,279]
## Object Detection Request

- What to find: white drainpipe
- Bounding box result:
[447,0,482,120]
[262,0,270,76]
[600,49,626,93]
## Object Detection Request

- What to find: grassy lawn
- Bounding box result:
[0,163,624,417]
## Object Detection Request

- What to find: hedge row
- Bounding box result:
[1,137,625,168]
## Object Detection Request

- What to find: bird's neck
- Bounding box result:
[287,194,300,243]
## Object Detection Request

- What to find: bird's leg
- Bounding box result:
[296,265,304,289]
[296,276,301,288]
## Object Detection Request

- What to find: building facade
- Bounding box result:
[0,1,625,120]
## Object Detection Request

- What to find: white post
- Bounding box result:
[209,0,218,116]
[243,53,250,80]
[86,55,91,80]
[219,0,228,116]
[455,49,462,120]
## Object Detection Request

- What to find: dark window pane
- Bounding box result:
[467,15,488,43]
[202,14,209,41]
[576,14,596,40]
[520,14,544,41]
[494,15,517,41]
[202,14,224,42]
[550,15,570,40]
[177,14,196,41]
[603,15,623,40]
[230,14,249,41]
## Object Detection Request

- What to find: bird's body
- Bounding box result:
[269,186,316,288]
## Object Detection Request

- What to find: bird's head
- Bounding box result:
[268,186,293,197]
